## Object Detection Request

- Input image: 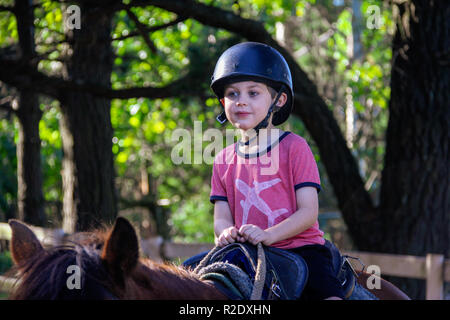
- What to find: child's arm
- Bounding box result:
[265,186,319,243]
[239,186,319,246]
[214,200,244,247]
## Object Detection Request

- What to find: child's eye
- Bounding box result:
[249,91,259,97]
[225,91,238,98]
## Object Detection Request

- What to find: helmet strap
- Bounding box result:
[252,87,285,135]
[216,97,228,124]
[216,110,228,124]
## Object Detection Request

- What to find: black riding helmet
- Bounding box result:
[211,42,293,127]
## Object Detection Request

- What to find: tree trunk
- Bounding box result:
[14,0,45,226]
[60,3,116,232]
[376,0,450,298]
[15,92,45,226]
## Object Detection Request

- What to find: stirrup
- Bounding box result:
[341,255,366,278]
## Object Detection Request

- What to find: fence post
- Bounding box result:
[425,254,444,300]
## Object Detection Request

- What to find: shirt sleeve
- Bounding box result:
[210,161,228,203]
[292,138,321,193]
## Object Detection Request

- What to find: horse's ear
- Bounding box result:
[8,219,44,266]
[101,217,139,283]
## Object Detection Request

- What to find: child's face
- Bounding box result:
[220,81,287,131]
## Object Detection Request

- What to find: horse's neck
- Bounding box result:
[356,272,410,300]
[142,262,226,300]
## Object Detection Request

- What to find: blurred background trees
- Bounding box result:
[0,0,447,298]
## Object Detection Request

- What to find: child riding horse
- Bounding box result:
[6,218,409,300]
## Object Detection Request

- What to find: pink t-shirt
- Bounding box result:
[210,132,325,249]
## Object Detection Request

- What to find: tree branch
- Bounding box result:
[112,15,186,41]
[125,7,159,54]
[0,5,15,13]
[0,96,15,113]
[119,196,156,210]
[0,57,205,100]
[127,0,269,42]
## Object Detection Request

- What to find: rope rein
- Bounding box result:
[250,243,266,300]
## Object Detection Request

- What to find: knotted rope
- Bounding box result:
[194,242,267,300]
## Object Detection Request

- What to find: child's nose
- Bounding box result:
[236,98,248,107]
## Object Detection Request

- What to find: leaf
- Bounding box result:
[116,152,128,163]
[129,116,140,128]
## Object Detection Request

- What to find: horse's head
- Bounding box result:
[8,217,225,300]
[8,218,139,299]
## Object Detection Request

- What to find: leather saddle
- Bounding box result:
[184,240,357,300]
[193,242,308,300]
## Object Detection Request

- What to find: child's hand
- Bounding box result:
[238,224,274,246]
[216,226,242,247]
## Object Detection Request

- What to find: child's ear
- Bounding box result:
[220,98,225,106]
[276,92,288,107]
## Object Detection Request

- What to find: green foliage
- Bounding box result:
[39,102,63,215]
[0,251,12,275]
[169,188,215,243]
[291,0,393,195]
[0,4,17,45]
[0,117,17,219]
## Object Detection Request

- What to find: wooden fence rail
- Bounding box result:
[0,222,448,299]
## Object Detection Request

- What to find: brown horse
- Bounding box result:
[6,217,408,300]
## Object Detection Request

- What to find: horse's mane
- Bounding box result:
[9,232,114,299]
[8,228,225,300]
